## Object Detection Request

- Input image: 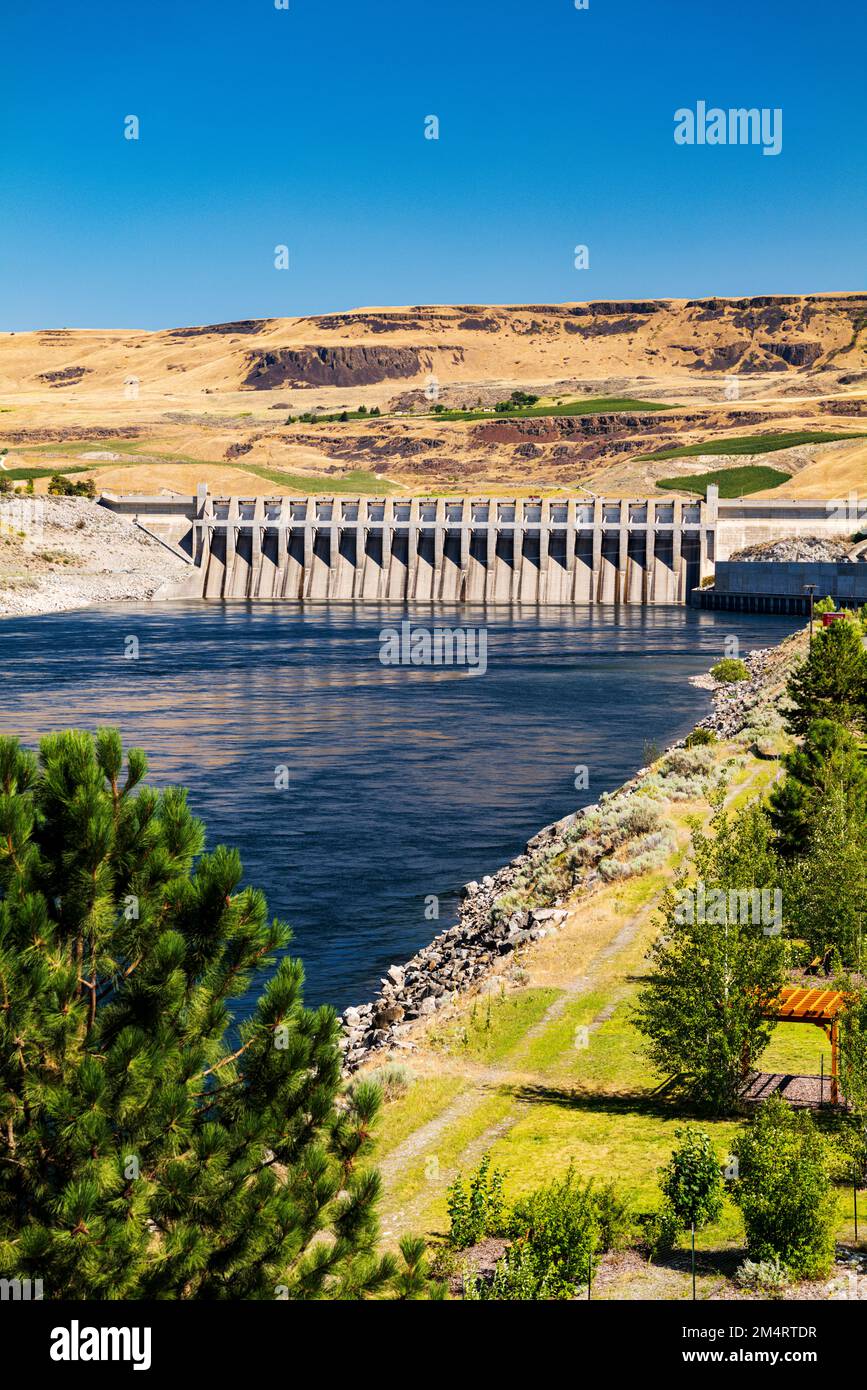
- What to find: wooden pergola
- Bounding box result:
[762,985,847,1104]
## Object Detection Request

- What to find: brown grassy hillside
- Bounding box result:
[1,295,865,497]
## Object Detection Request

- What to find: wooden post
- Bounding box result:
[820,1053,825,1105]
[831,1019,839,1105]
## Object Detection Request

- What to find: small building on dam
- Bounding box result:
[99,485,865,608]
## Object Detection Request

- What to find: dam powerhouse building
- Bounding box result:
[100,486,867,613]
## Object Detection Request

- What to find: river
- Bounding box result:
[0,601,800,1014]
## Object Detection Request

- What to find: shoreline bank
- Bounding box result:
[0,497,187,619]
[341,629,803,1070]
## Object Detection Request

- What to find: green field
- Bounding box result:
[639,429,866,464]
[2,465,94,482]
[655,465,792,498]
[430,396,678,423]
[240,465,396,494]
[1,441,397,496]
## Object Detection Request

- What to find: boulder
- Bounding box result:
[373,1003,405,1029]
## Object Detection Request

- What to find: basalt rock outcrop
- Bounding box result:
[243,345,439,389]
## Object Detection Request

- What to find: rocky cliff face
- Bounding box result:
[235,294,866,389]
[242,345,434,388]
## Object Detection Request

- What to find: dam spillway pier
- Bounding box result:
[195,494,716,604]
[101,486,864,607]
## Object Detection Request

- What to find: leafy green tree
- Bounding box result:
[634,796,786,1114]
[784,620,867,737]
[659,1127,724,1234]
[837,980,867,1129]
[784,783,867,968]
[731,1097,838,1279]
[769,719,867,859]
[46,473,96,498]
[0,729,422,1300]
[659,1127,724,1291]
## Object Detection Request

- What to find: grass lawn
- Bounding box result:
[642,430,866,466]
[369,1073,465,1165]
[368,725,865,1281]
[424,987,561,1065]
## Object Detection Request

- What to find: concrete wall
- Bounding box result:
[99,486,862,606]
[714,560,867,601]
[715,497,864,560]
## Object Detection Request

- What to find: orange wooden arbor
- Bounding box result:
[763,985,847,1103]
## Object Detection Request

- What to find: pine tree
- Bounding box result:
[0,729,422,1300]
[784,620,867,737]
[768,718,867,859]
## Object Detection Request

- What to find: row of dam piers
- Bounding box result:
[99,486,863,607]
[192,495,712,604]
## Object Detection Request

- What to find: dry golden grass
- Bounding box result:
[2,296,864,496]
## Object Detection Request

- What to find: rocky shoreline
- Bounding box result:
[340,636,800,1071]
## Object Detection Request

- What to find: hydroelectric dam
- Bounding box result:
[100,486,862,608]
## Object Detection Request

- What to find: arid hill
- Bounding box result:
[1,295,865,498]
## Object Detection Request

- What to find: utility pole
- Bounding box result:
[803,583,817,644]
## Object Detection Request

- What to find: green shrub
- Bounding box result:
[47,473,96,498]
[350,1062,414,1103]
[464,1240,542,1300]
[427,1244,459,1282]
[644,1207,683,1261]
[685,727,717,748]
[710,657,750,684]
[446,1154,509,1249]
[731,1097,838,1279]
[659,1127,724,1233]
[598,832,672,880]
[505,1167,601,1298]
[734,1256,790,1293]
[465,1171,631,1299]
[594,1181,632,1252]
[661,746,715,778]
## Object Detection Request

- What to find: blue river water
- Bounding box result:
[0,602,799,1015]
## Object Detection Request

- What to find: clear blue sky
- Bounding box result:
[2,0,864,330]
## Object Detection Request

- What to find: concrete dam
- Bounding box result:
[101,487,863,607]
